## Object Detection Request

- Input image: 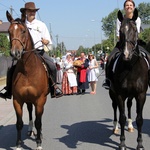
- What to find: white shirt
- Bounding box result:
[26,19,52,49]
[116,17,141,37]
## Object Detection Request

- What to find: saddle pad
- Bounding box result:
[112,54,121,73]
[112,52,149,73]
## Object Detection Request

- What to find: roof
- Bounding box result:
[0,22,10,33]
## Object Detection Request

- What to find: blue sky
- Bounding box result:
[0,0,149,50]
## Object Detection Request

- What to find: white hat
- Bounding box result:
[66,53,72,57]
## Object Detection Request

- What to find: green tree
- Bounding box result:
[0,33,10,56]
[55,42,66,57]
[101,9,118,38]
[139,28,150,51]
[138,3,150,24]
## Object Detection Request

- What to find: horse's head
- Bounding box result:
[6,11,31,60]
[118,9,139,61]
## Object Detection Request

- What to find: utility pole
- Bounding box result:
[56,35,59,47]
[49,23,52,39]
[10,6,13,16]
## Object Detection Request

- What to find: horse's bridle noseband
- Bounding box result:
[11,38,26,50]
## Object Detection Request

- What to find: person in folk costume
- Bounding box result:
[76,52,89,94]
[61,53,77,95]
[0,2,63,99]
[56,57,63,84]
[87,54,99,94]
[102,0,150,89]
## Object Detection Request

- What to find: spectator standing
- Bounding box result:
[56,57,63,84]
[88,54,99,94]
[61,53,77,95]
[76,52,89,94]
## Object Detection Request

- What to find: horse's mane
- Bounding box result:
[14,18,24,24]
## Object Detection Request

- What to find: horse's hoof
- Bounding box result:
[16,148,22,150]
[36,146,43,150]
[119,146,126,150]
[136,146,145,150]
[119,147,126,150]
[128,127,134,133]
[113,129,119,134]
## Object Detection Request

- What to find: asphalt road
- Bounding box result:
[0,70,150,150]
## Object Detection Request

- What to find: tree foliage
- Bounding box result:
[101,9,118,38]
[137,3,150,24]
[139,28,150,51]
[0,33,10,56]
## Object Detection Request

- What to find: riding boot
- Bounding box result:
[102,44,120,90]
[0,65,15,100]
[49,75,63,98]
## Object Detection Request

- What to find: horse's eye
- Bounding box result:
[22,30,26,34]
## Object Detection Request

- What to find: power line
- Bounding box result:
[0,2,9,9]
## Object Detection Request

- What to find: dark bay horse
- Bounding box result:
[6,11,49,150]
[109,9,149,150]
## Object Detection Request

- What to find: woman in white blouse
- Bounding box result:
[102,0,150,89]
[61,53,77,95]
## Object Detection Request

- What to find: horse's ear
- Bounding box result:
[118,10,123,22]
[21,11,26,23]
[6,11,14,23]
[132,8,138,21]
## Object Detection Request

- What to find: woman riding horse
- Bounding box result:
[102,0,150,89]
[109,8,149,150]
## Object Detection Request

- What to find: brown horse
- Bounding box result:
[6,11,49,150]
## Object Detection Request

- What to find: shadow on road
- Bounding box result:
[56,118,150,149]
[142,119,150,137]
[55,118,120,149]
[0,124,35,150]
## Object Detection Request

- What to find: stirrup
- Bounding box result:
[53,85,63,98]
[102,79,111,90]
[0,92,11,100]
[0,86,7,92]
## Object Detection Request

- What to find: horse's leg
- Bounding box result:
[34,103,45,150]
[127,98,134,132]
[118,97,127,150]
[112,99,119,134]
[136,94,145,150]
[13,100,24,150]
[26,102,34,136]
[109,90,119,134]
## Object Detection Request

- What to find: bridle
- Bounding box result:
[9,20,40,54]
[119,19,138,53]
[11,38,26,50]
[9,20,28,51]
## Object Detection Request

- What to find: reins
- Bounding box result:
[22,45,43,54]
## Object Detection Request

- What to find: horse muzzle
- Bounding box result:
[10,49,23,60]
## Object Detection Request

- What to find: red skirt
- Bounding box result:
[61,72,77,95]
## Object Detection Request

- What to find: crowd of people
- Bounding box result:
[52,52,100,96]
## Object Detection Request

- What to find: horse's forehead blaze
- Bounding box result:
[14,24,18,30]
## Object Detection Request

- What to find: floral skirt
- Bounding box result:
[61,72,77,95]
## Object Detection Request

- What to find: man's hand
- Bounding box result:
[41,38,49,45]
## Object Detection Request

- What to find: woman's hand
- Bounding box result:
[89,66,93,70]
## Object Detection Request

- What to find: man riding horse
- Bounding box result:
[0,2,63,99]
